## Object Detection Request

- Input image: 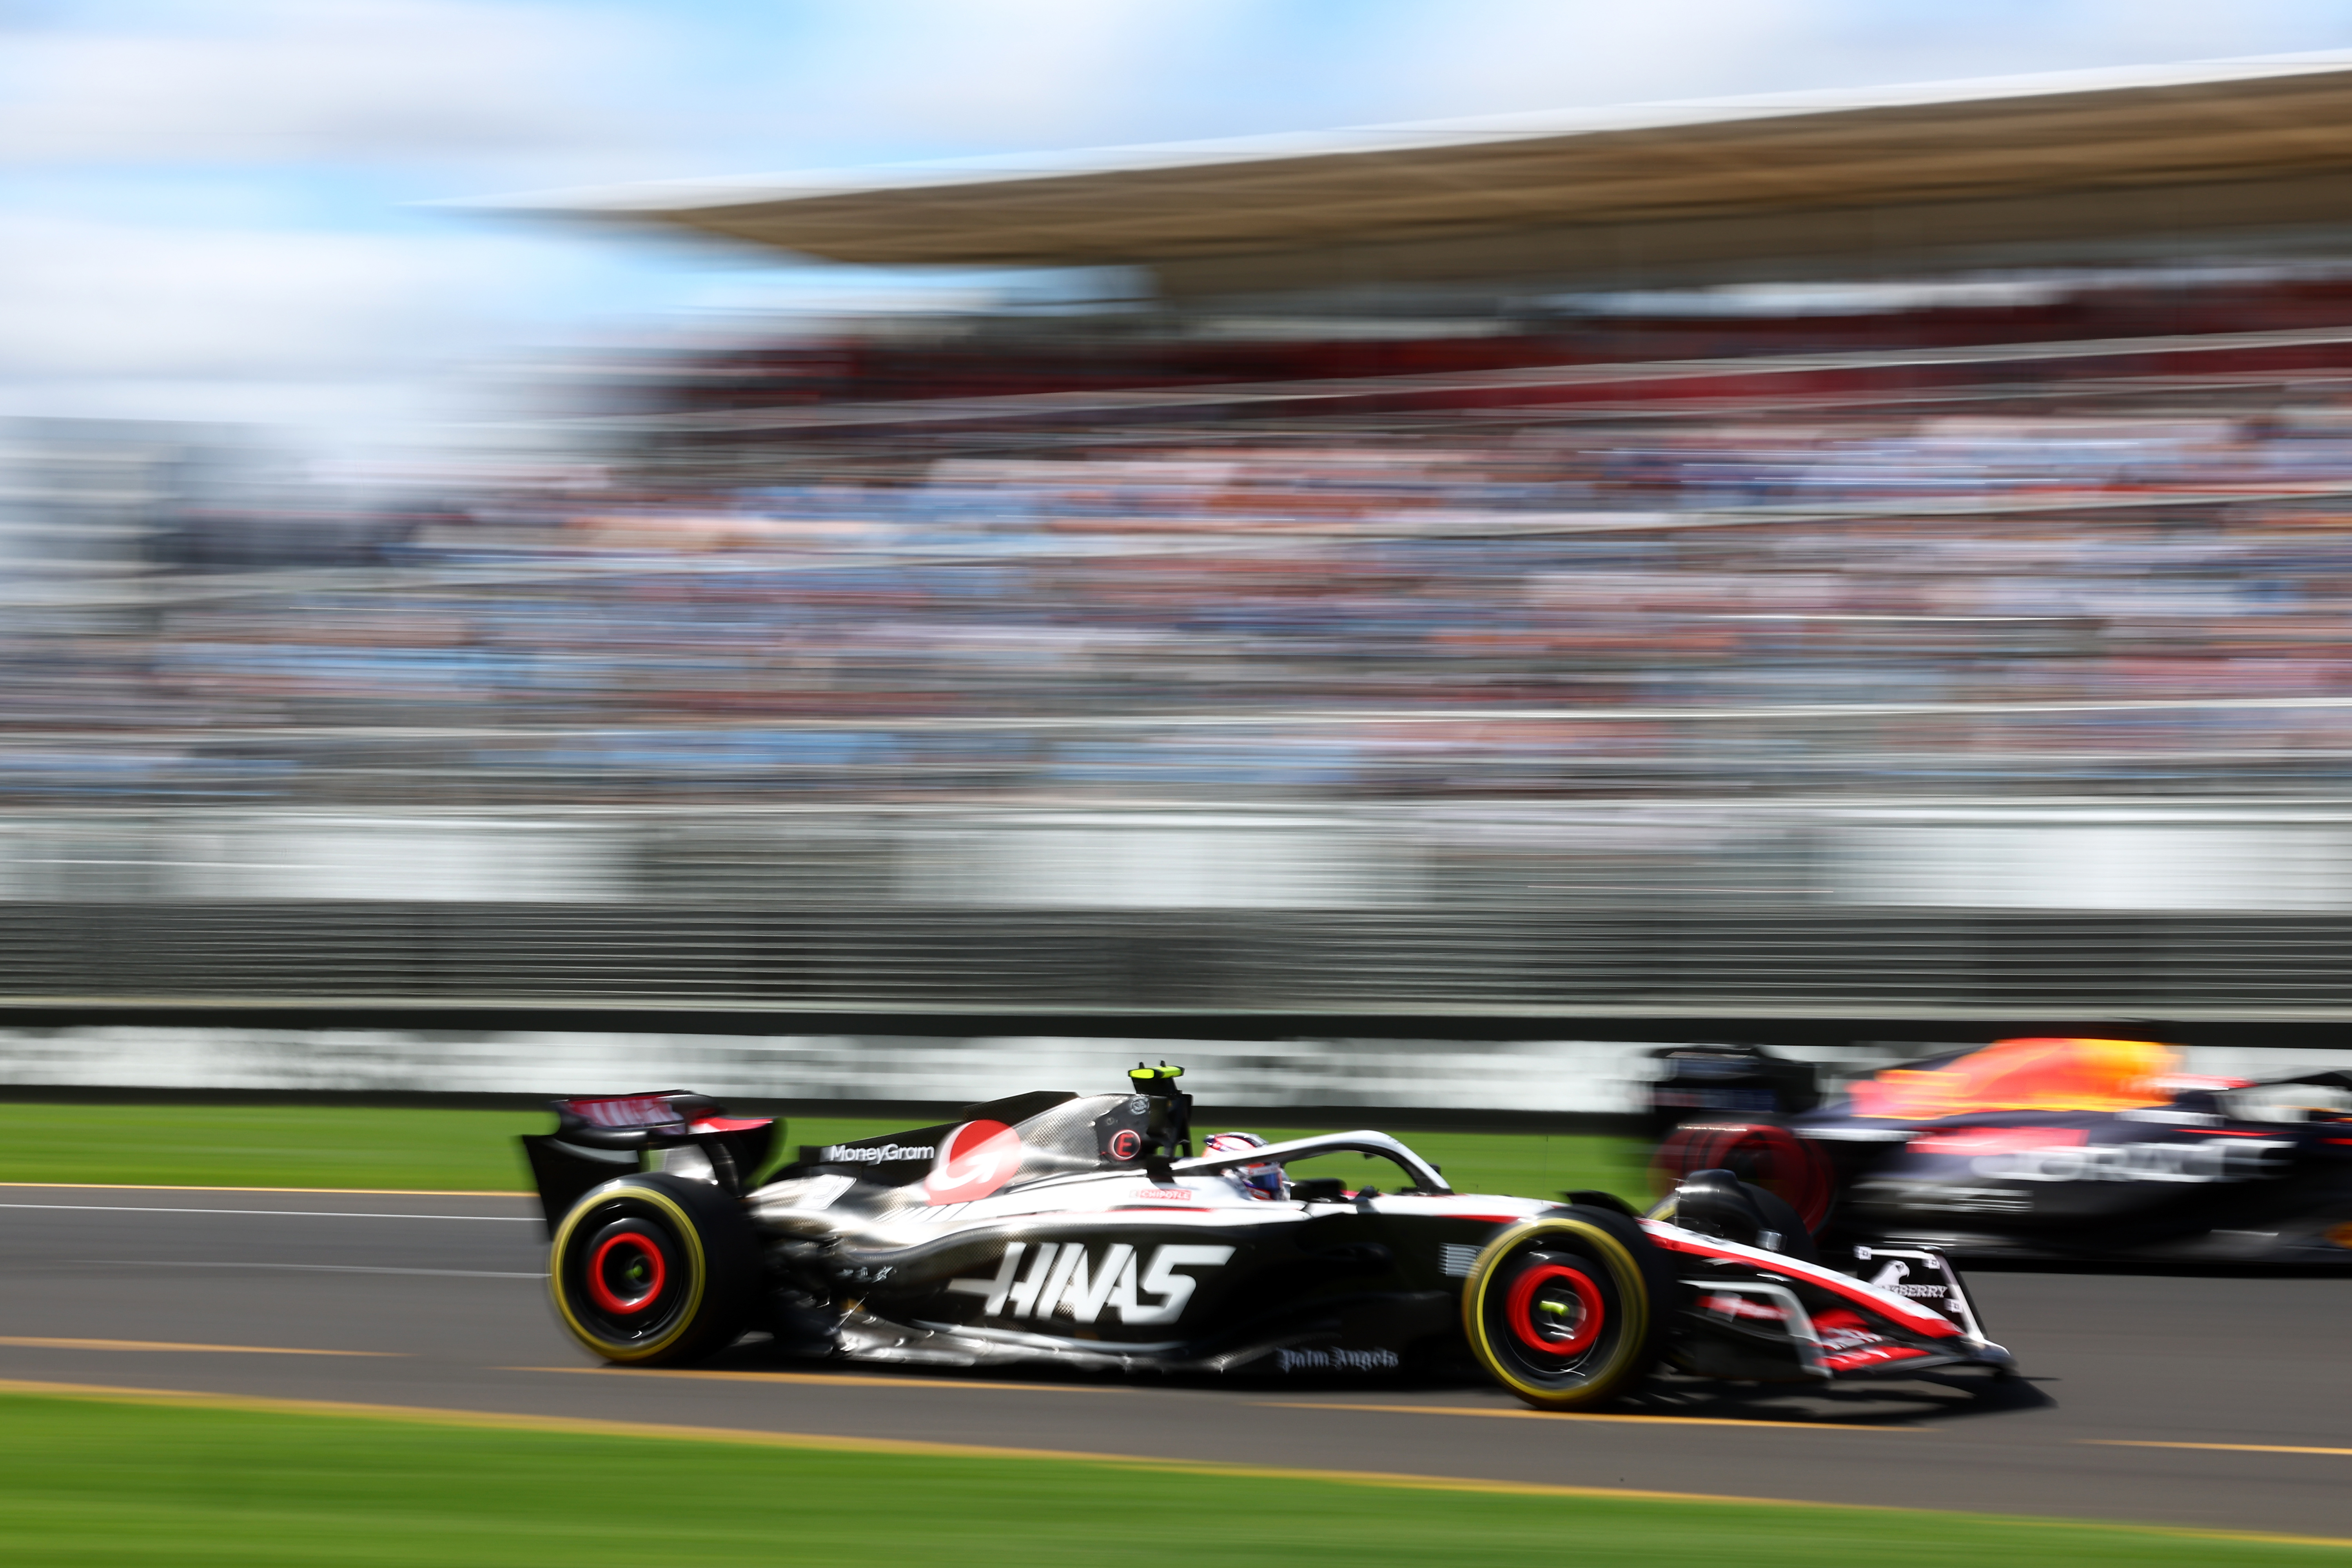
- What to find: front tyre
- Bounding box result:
[550,1173,757,1365]
[1462,1207,1673,1410]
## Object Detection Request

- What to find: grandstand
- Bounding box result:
[519,53,2352,305]
[20,56,2352,1026]
[488,54,2352,492]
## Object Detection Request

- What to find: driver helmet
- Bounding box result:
[1204,1130,1284,1200]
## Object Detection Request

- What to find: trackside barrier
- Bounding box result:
[2,1027,2345,1112]
[0,802,2349,1015]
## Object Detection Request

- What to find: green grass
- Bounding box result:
[0,1102,1651,1203]
[1249,1125,1650,1207]
[0,1392,2334,1566]
[0,1102,548,1191]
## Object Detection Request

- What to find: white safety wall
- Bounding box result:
[2,1029,2347,1113]
[0,1029,1659,1112]
[1,803,2351,912]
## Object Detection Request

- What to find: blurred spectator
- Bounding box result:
[15,288,2352,805]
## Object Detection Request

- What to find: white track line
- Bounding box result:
[87,1261,546,1279]
[0,1203,534,1221]
[0,1184,528,1197]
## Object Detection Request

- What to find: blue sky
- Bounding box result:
[7,0,2352,437]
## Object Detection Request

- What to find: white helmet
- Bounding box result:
[1204,1130,1284,1199]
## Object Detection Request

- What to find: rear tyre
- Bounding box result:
[1652,1119,1835,1234]
[550,1173,758,1365]
[1462,1207,1674,1411]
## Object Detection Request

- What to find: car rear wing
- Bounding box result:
[520,1091,776,1232]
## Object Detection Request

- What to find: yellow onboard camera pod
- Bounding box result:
[1128,1063,1192,1164]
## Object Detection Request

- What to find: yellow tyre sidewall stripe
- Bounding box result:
[1462,1216,1651,1407]
[549,1182,709,1364]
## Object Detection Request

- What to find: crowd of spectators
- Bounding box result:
[12,367,2352,805]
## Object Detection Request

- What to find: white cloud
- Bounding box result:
[1234,0,2352,128]
[0,212,521,377]
[655,0,2352,167]
[1313,0,1849,123]
[13,1,2352,178]
[0,206,629,433]
[0,0,665,176]
[0,0,717,429]
[664,0,1272,162]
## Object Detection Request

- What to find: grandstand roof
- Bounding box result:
[501,52,2352,299]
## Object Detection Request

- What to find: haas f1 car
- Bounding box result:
[521,1066,2011,1410]
[1655,1036,2352,1267]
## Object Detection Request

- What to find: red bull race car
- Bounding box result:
[521,1066,2011,1410]
[1654,1036,2352,1266]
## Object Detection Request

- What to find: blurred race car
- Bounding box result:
[1655,1036,2352,1266]
[520,1065,2011,1411]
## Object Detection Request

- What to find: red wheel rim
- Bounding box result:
[587,1232,666,1315]
[1505,1261,1604,1355]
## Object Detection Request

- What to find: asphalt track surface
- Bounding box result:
[8,1184,2352,1538]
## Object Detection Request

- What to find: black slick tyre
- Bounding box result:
[549,1172,758,1365]
[1462,1206,1674,1411]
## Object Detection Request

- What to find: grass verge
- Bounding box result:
[0,1102,1650,1203]
[1247,1125,1649,1207]
[0,1389,2338,1566]
[0,1102,546,1191]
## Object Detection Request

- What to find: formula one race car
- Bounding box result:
[1646,1044,1821,1137]
[520,1066,2011,1410]
[1654,1036,2352,1267]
